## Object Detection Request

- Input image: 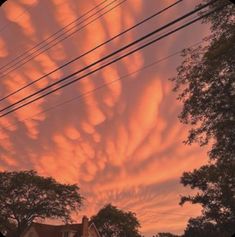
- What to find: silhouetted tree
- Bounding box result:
[0,219,15,237]
[171,0,235,236]
[156,233,180,237]
[180,162,235,236]
[0,170,83,237]
[91,204,141,237]
[182,217,222,237]
[172,0,235,164]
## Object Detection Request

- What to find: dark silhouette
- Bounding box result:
[0,232,5,237]
[232,234,235,237]
[155,233,180,237]
[0,170,83,237]
[91,204,141,237]
[171,0,235,236]
[0,0,7,6]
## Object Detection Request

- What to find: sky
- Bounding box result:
[0,0,211,236]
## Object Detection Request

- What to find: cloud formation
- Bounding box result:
[0,0,209,236]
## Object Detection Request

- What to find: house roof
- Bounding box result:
[7,219,100,237]
[30,223,83,237]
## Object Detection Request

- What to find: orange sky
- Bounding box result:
[0,0,210,236]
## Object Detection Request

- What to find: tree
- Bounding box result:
[155,233,180,237]
[91,204,141,237]
[180,163,235,236]
[0,170,83,237]
[182,217,219,237]
[0,218,15,236]
[171,0,235,236]
[172,0,235,163]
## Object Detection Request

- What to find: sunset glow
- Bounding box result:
[0,1,211,236]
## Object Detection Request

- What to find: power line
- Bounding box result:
[0,0,125,76]
[0,0,109,71]
[0,0,220,117]
[0,0,183,103]
[0,1,221,117]
[0,39,205,132]
[0,17,225,121]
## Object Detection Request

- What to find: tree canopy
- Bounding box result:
[91,204,141,237]
[171,0,235,236]
[154,233,180,237]
[172,0,235,163]
[0,170,83,237]
[182,216,225,237]
[180,162,235,236]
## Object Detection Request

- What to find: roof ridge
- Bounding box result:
[32,222,82,227]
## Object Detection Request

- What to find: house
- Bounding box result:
[22,216,101,237]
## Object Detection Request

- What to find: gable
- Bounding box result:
[22,226,39,237]
[88,224,100,237]
[21,224,60,237]
[21,222,100,237]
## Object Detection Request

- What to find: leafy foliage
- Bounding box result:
[154,233,180,237]
[171,0,235,236]
[180,162,235,236]
[172,0,235,162]
[91,204,141,237]
[0,170,83,237]
[183,217,220,237]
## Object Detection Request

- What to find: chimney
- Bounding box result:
[82,216,89,237]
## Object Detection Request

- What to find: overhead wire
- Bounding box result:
[0,2,230,220]
[0,1,221,118]
[0,0,183,103]
[0,0,221,117]
[0,0,109,71]
[0,39,205,133]
[0,0,126,76]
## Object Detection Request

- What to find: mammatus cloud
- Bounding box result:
[0,0,209,236]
